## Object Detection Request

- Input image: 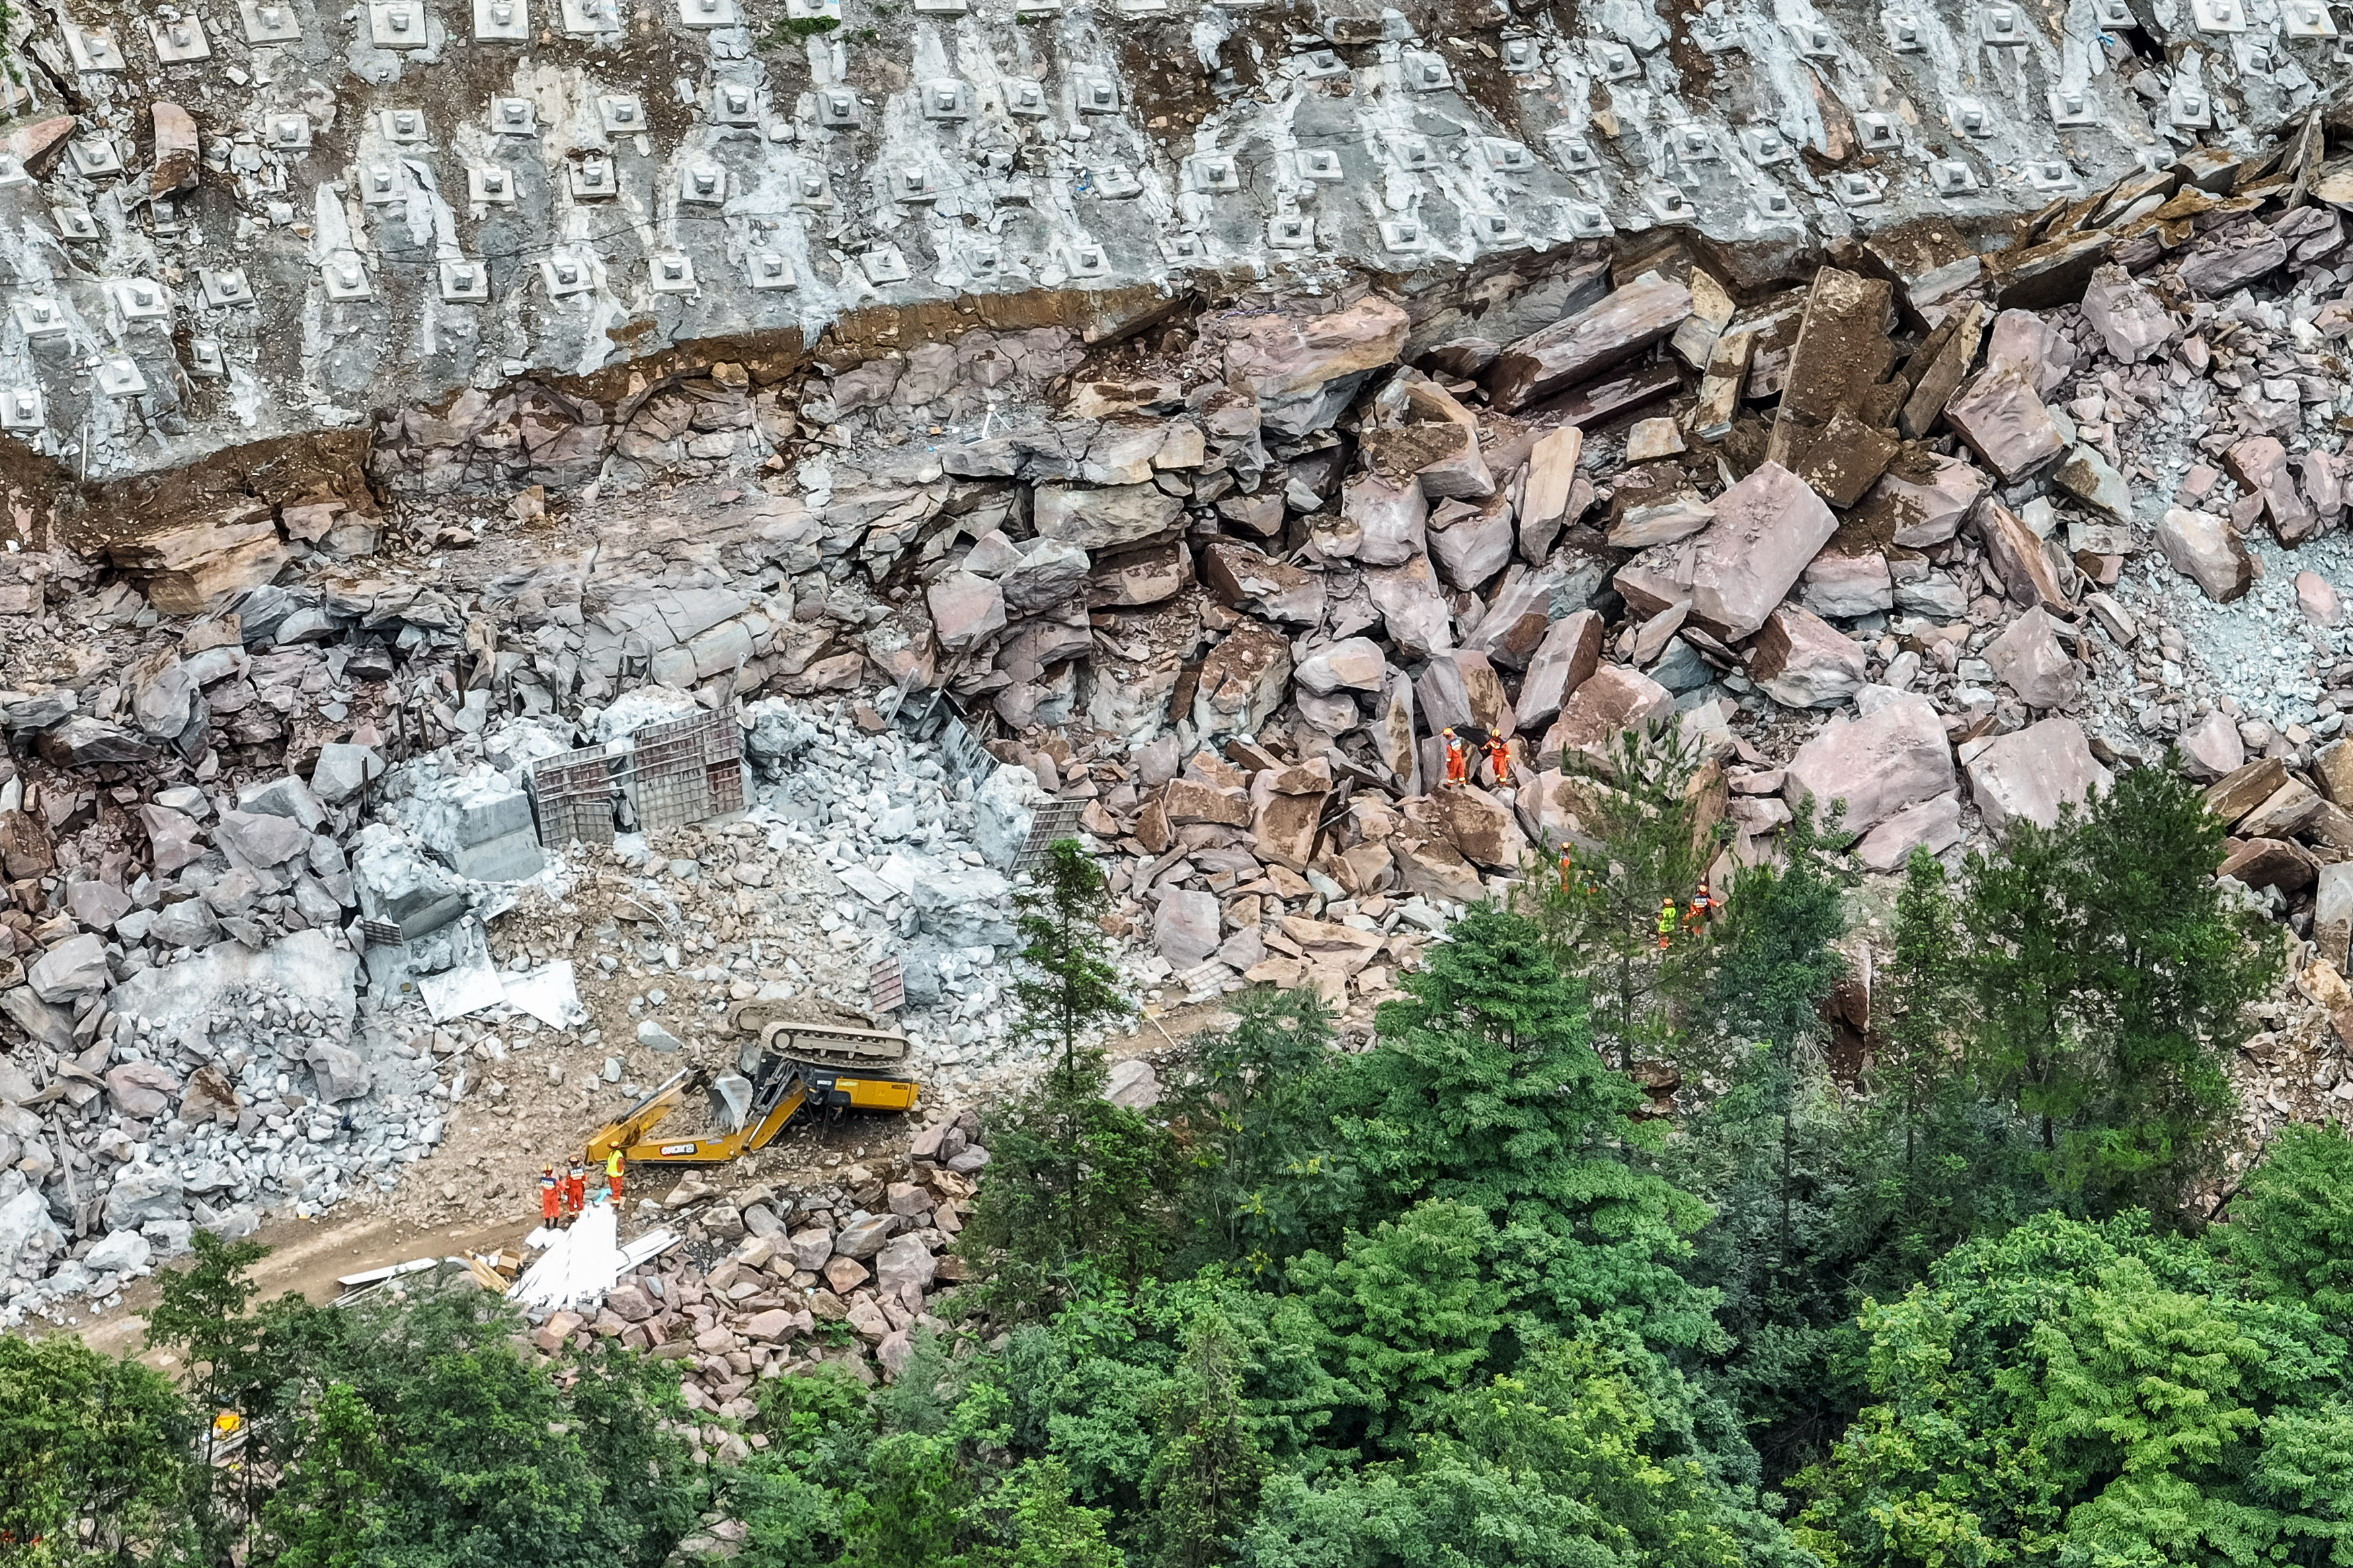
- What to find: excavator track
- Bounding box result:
[725,999,910,1071]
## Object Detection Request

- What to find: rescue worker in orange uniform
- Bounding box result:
[1442,728,1468,789]
[565,1161,587,1223]
[1558,844,1574,893]
[606,1147,625,1205]
[540,1165,561,1225]
[1485,733,1513,790]
[1687,879,1721,935]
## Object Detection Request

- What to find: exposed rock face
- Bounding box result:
[5,44,2351,1337]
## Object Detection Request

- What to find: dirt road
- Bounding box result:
[74,1206,537,1365]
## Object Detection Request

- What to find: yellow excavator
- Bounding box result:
[584,1003,920,1167]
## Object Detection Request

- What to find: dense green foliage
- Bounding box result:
[2,751,2317,1568]
[1794,1212,2353,1568]
[0,1332,188,1563]
[735,903,1787,1567]
[0,1232,703,1568]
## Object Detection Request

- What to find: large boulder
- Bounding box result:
[1032,483,1185,550]
[0,1188,64,1280]
[2081,265,2174,363]
[1364,558,1454,657]
[1155,888,1222,970]
[1854,792,1964,872]
[971,764,1039,871]
[1782,690,1954,835]
[85,1228,153,1276]
[1341,473,1429,567]
[1748,605,1867,709]
[1613,462,1837,642]
[1191,620,1293,741]
[1425,786,1528,870]
[1944,363,2067,482]
[2155,509,2255,603]
[2227,436,2317,545]
[1294,637,1388,695]
[104,1061,182,1120]
[311,743,385,805]
[104,1165,189,1231]
[1540,665,1673,764]
[1426,495,1516,588]
[926,573,1008,653]
[1983,607,2079,710]
[833,1212,902,1260]
[2180,709,2245,782]
[999,540,1093,614]
[1201,542,1324,625]
[1223,295,1410,435]
[1964,716,2110,833]
[309,1042,372,1103]
[1515,610,1604,728]
[216,809,311,868]
[29,934,110,1002]
[874,1232,939,1296]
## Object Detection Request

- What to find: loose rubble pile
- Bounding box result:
[9,52,2353,1347]
[526,1110,988,1425]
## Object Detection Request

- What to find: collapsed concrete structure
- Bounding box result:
[3,0,2353,1362]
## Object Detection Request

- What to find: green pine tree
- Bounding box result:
[1171,987,1355,1274]
[1010,838,1130,1079]
[1335,904,1719,1355]
[1959,759,2280,1212]
[1519,723,1729,1073]
[957,839,1179,1317]
[258,1381,391,1568]
[1141,1311,1269,1567]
